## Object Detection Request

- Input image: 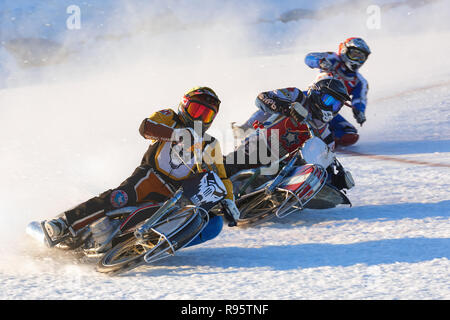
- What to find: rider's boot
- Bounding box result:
[44,217,69,240]
[335,133,359,147]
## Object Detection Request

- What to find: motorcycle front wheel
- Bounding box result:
[97,207,206,275]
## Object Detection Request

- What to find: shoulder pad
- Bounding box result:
[148,108,177,126]
[274,87,300,101]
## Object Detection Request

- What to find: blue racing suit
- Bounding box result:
[305,52,369,145]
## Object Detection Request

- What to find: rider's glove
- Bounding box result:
[352,108,366,126]
[290,102,309,124]
[221,199,240,227]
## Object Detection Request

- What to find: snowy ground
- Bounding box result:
[0,0,449,300]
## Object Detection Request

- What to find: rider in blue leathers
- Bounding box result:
[304,37,371,147]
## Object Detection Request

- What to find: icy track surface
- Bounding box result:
[0,0,449,299]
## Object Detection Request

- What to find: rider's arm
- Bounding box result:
[255,87,305,116]
[139,109,177,141]
[305,52,340,71]
[350,74,368,125]
[351,73,369,114]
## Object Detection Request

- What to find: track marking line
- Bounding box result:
[339,150,450,168]
[371,80,450,104]
[338,80,450,168]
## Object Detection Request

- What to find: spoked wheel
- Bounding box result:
[97,207,206,275]
[236,190,287,228]
[96,235,157,275]
[231,172,280,227]
[230,171,269,199]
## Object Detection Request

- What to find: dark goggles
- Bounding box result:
[347,48,367,63]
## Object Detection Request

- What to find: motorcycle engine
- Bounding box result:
[88,217,120,248]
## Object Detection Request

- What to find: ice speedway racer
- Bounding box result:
[222,113,354,227]
[223,78,356,227]
[26,87,241,275]
[27,132,239,275]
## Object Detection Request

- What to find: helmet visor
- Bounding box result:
[186,101,217,124]
[321,93,344,112]
[347,48,367,63]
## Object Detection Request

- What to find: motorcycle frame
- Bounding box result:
[233,147,328,221]
[96,187,208,258]
[142,205,210,264]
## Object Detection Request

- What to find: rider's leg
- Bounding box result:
[185,215,223,247]
[234,109,271,131]
[329,114,359,147]
[45,165,173,239]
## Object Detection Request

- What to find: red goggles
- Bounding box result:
[185,101,217,124]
